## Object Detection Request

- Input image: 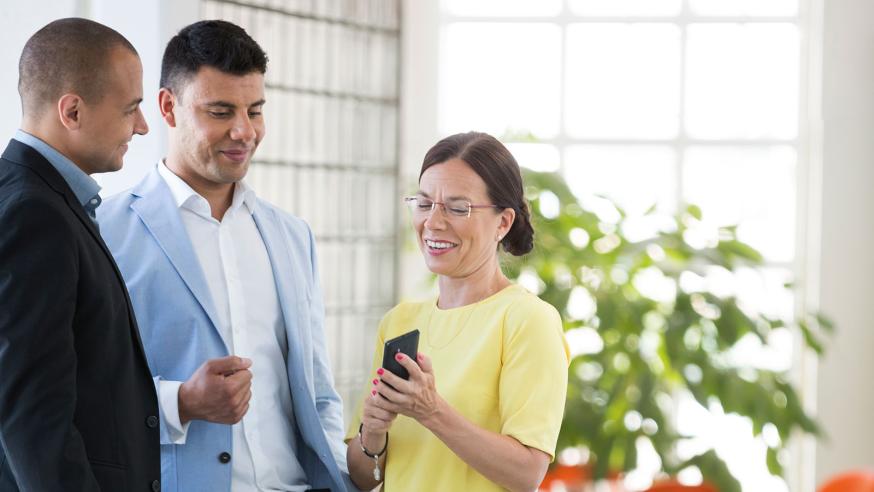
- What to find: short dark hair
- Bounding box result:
[420,132,535,256]
[160,20,268,95]
[18,18,137,116]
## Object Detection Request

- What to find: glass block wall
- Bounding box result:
[201,0,401,421]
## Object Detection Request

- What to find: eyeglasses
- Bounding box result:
[404,196,501,218]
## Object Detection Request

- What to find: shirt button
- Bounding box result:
[218,452,232,464]
[151,479,161,492]
[146,415,158,428]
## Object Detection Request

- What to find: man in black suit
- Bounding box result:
[0,18,161,491]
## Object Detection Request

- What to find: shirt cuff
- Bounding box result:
[158,379,191,444]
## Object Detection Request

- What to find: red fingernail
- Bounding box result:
[417,353,424,361]
[371,389,377,396]
[377,368,384,375]
[395,353,404,361]
[372,378,378,385]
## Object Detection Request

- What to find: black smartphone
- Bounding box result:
[381,329,420,380]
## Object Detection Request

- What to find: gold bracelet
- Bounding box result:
[358,423,388,481]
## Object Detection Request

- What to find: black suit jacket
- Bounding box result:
[0,139,160,491]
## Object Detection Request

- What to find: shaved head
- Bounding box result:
[18,18,138,118]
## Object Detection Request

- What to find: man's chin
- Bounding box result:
[218,162,250,183]
[108,158,125,172]
[89,160,124,175]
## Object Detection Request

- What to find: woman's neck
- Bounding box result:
[436,263,511,309]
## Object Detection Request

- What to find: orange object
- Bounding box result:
[539,464,627,492]
[819,470,874,492]
[645,480,717,492]
[539,464,589,491]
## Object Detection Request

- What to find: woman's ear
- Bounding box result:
[497,207,516,241]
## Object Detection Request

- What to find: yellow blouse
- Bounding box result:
[346,284,569,491]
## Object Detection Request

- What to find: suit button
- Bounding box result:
[218,452,231,464]
[151,479,161,492]
[146,415,158,428]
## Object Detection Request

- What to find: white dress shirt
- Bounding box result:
[156,161,309,491]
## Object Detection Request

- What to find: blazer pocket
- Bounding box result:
[90,460,128,491]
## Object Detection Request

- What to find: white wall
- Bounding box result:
[90,0,199,195]
[397,0,440,300]
[0,0,198,197]
[815,0,874,483]
[0,1,78,143]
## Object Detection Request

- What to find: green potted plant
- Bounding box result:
[504,170,831,492]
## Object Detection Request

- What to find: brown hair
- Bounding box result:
[420,132,534,256]
[18,18,138,116]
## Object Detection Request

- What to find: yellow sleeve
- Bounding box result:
[344,314,389,442]
[498,298,569,459]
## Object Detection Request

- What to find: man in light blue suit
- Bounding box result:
[99,20,355,492]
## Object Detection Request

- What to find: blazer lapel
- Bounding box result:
[251,206,308,372]
[129,168,228,350]
[252,206,343,488]
[3,140,105,253]
[1,139,153,366]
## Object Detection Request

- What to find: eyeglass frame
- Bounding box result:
[403,196,503,218]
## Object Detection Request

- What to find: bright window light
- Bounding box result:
[689,0,798,16]
[683,145,797,262]
[565,23,681,139]
[569,0,682,17]
[441,23,561,138]
[438,2,806,490]
[506,143,561,172]
[564,145,677,216]
[444,0,562,17]
[685,23,800,140]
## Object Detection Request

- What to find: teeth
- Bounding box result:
[426,239,456,249]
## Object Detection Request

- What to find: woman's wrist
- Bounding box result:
[419,395,450,431]
[358,423,388,483]
[360,426,388,455]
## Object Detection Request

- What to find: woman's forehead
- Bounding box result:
[419,159,487,197]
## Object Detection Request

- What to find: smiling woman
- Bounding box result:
[345,132,570,492]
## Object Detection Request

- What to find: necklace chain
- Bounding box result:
[423,282,513,350]
[423,301,479,350]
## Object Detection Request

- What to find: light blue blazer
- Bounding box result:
[98,166,355,492]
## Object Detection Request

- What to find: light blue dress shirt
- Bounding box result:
[13,129,102,223]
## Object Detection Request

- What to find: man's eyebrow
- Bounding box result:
[204,99,266,109]
[126,98,143,108]
[204,101,237,109]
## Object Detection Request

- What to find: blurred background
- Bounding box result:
[0,1,871,490]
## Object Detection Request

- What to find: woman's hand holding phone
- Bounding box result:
[372,352,443,426]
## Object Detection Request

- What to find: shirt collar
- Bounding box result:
[233,178,258,215]
[157,160,257,217]
[13,129,101,209]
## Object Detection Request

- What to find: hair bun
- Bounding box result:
[501,200,534,256]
